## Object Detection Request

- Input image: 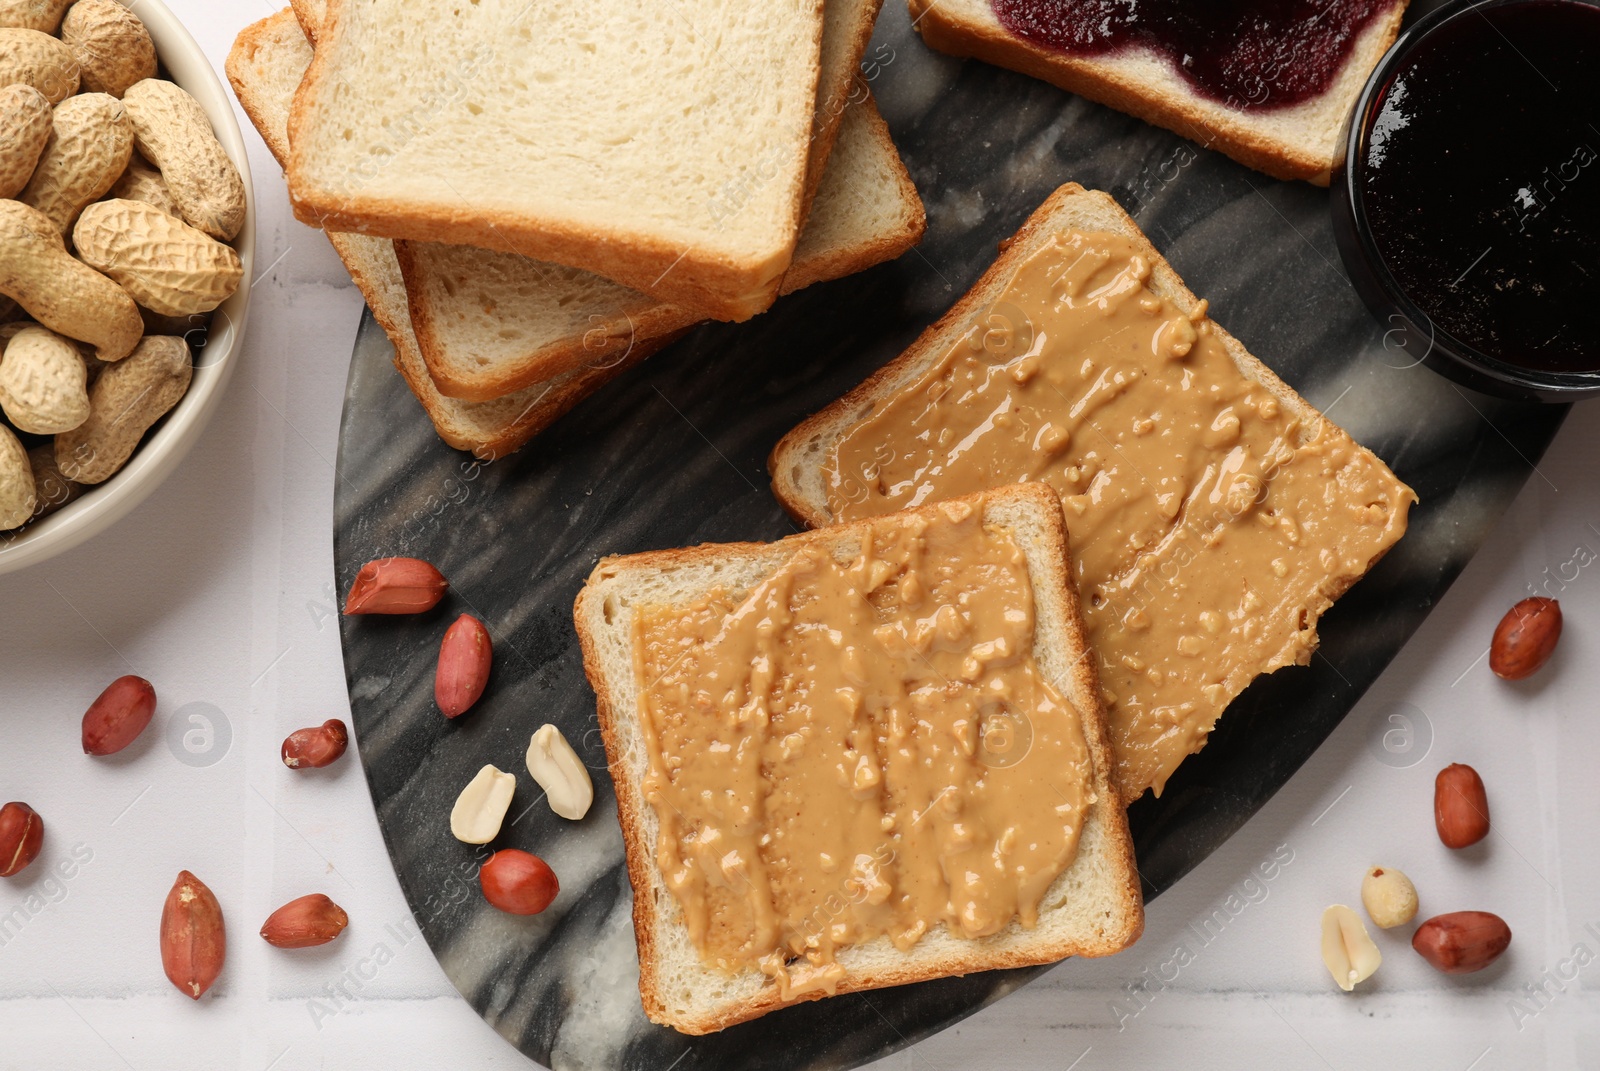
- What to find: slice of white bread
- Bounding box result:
[906,0,1408,183]
[797,0,883,216]
[228,10,676,458]
[288,0,326,41]
[392,0,888,401]
[397,98,924,401]
[286,0,826,322]
[781,106,927,296]
[229,10,925,454]
[769,183,1415,801]
[574,483,1143,1034]
[336,231,685,459]
[287,0,878,220]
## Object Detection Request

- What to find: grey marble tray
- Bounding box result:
[331,4,1566,1068]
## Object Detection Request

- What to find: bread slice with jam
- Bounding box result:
[907,0,1408,183]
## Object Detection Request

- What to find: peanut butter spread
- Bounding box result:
[824,231,1414,800]
[632,500,1094,997]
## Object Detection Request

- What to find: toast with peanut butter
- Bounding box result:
[228,9,925,457]
[770,184,1416,802]
[575,483,1143,1034]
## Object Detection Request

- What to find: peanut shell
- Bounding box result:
[20,91,133,234]
[0,422,35,529]
[0,323,89,433]
[60,0,156,98]
[56,334,191,484]
[107,152,178,217]
[0,83,53,199]
[24,441,79,521]
[0,0,70,33]
[0,199,141,361]
[122,79,246,242]
[0,27,78,103]
[75,198,243,316]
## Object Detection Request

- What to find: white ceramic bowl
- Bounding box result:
[0,0,254,576]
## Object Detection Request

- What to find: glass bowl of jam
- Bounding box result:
[1332,0,1600,400]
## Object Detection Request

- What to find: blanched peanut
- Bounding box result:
[526,724,594,820]
[1361,866,1419,930]
[0,199,141,361]
[122,79,246,242]
[59,0,155,98]
[0,323,89,433]
[56,335,191,484]
[450,765,516,844]
[0,83,53,199]
[1321,904,1381,992]
[0,422,35,530]
[20,90,133,233]
[0,27,78,103]
[74,199,242,315]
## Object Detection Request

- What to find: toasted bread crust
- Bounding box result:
[292,163,786,327]
[286,0,824,322]
[574,483,1142,1033]
[906,0,1407,184]
[768,182,1415,801]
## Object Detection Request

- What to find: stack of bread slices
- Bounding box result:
[228,0,925,458]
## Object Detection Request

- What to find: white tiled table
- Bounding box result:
[1,4,1596,1068]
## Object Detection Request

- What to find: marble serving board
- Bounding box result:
[331,5,1566,1068]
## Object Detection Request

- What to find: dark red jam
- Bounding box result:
[989,0,1396,109]
[1361,0,1600,374]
